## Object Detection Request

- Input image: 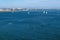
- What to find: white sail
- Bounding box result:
[43,11,45,14]
[43,11,48,14]
[46,11,48,14]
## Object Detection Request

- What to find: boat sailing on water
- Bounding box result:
[43,11,48,14]
[28,11,30,14]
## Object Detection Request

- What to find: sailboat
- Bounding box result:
[28,11,30,14]
[43,11,48,14]
[46,11,48,14]
[43,11,45,14]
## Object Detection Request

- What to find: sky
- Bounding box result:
[0,0,60,9]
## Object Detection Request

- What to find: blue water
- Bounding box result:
[0,10,60,40]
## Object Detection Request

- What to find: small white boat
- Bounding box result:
[43,11,45,14]
[46,11,48,14]
[28,11,30,14]
[43,11,48,14]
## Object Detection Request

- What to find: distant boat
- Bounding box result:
[28,11,30,14]
[43,11,48,14]
[46,11,48,14]
[43,11,45,14]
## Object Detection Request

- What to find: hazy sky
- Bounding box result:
[0,0,60,8]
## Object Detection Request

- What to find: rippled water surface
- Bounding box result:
[0,10,60,40]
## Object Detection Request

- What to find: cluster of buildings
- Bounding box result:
[0,8,26,12]
[0,8,42,12]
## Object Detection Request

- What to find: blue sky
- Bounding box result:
[0,0,60,9]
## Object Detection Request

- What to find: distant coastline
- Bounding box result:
[0,9,12,12]
[0,8,60,12]
[0,8,22,12]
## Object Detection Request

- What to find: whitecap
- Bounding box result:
[8,22,13,24]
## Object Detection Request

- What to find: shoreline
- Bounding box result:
[0,10,11,12]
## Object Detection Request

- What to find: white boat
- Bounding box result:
[28,11,30,14]
[43,11,45,14]
[46,11,48,14]
[43,11,48,14]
